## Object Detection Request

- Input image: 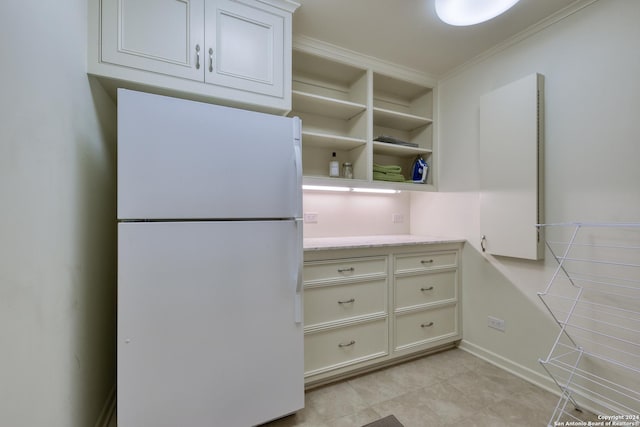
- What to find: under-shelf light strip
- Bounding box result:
[352,188,400,194]
[302,185,400,194]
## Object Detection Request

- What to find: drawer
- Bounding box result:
[304,279,387,327]
[304,256,387,283]
[394,270,456,309]
[304,319,388,375]
[394,251,457,273]
[394,305,457,350]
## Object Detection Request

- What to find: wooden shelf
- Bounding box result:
[303,131,366,150]
[292,91,366,120]
[303,176,368,188]
[372,141,432,157]
[373,107,432,131]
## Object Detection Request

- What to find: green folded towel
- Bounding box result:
[373,163,405,182]
[373,163,402,174]
[373,171,406,182]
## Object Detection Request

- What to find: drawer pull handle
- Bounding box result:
[421,259,434,264]
[337,267,355,273]
[338,340,356,348]
[420,286,435,291]
[338,298,355,305]
[421,322,434,328]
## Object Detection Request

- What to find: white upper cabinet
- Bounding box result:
[90,0,299,114]
[101,0,205,81]
[205,0,284,98]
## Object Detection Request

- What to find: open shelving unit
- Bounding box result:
[289,39,437,191]
[372,72,434,188]
[537,223,640,426]
[289,49,368,182]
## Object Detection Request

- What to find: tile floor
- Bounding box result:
[110,348,597,426]
[261,348,593,427]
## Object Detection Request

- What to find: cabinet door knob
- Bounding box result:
[421,321,434,328]
[338,298,355,305]
[195,44,200,69]
[338,340,356,348]
[420,286,434,291]
[208,48,214,72]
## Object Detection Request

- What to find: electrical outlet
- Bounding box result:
[392,213,404,224]
[304,212,318,224]
[488,316,506,332]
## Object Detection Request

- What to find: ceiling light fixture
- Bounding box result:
[435,0,521,26]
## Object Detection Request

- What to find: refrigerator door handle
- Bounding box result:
[293,117,303,219]
[294,218,303,324]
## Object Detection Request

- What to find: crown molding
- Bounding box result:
[249,0,300,13]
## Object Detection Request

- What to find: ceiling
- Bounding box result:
[292,0,580,77]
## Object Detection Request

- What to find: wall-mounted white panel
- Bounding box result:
[479,73,544,260]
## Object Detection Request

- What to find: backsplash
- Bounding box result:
[302,191,410,238]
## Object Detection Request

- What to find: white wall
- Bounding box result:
[0,2,117,426]
[411,0,640,394]
[303,191,410,237]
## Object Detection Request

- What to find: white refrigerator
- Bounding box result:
[116,89,304,427]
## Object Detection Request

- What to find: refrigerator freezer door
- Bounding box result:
[117,89,302,220]
[118,220,304,427]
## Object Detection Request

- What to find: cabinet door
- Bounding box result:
[479,73,545,260]
[101,0,204,81]
[204,0,285,98]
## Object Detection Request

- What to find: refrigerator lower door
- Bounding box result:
[117,221,304,427]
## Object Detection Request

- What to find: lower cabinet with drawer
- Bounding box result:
[394,304,458,351]
[303,241,462,387]
[304,318,388,375]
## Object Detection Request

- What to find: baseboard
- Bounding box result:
[94,385,116,427]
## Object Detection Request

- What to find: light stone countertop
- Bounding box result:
[303,234,465,251]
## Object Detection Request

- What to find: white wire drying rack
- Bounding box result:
[537,223,640,426]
